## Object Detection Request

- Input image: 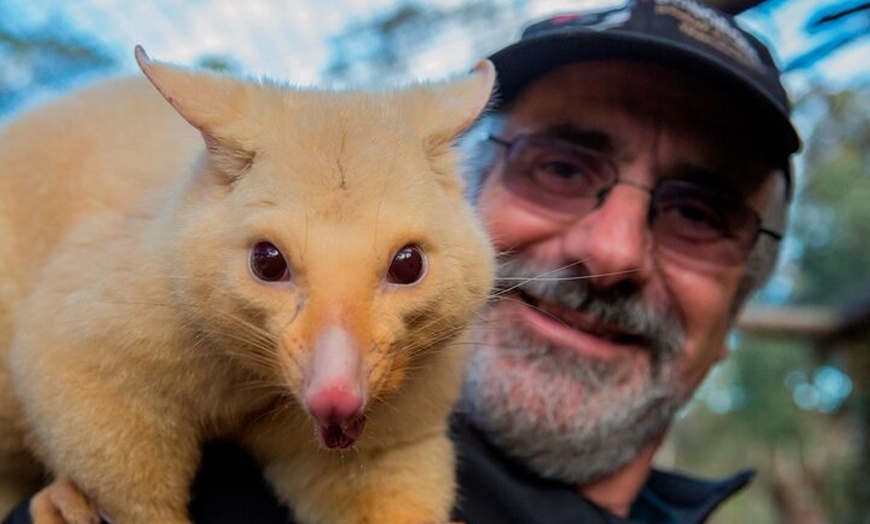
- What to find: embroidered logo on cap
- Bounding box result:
[545,4,631,32]
[654,0,764,71]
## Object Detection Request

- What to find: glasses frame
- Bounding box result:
[487,133,782,250]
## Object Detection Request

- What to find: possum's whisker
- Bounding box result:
[489,258,589,298]
[496,267,643,284]
[489,259,650,302]
[184,306,284,373]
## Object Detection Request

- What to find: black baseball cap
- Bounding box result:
[488,0,801,160]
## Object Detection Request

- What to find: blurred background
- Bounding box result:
[1,0,867,522]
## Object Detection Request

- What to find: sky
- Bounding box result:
[7,0,478,84]
[740,0,869,90]
[5,0,867,91]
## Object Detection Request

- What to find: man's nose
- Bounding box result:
[559,184,653,289]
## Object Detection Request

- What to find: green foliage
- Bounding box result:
[666,334,863,523]
[196,55,241,74]
[786,87,870,306]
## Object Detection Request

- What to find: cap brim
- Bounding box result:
[489,30,801,156]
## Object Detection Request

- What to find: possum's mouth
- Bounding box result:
[318,416,367,449]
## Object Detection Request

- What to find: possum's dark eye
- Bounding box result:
[250,242,289,282]
[387,244,426,285]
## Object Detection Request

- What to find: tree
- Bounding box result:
[321,1,518,85]
[785,87,870,307]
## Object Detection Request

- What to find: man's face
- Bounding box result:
[461,60,779,483]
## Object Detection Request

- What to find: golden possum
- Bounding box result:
[0,47,495,523]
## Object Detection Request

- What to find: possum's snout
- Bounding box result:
[304,325,368,449]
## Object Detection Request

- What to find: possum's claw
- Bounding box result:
[30,477,102,524]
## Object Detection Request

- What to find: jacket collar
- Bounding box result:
[450,413,753,524]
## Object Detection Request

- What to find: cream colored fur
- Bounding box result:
[0,48,495,523]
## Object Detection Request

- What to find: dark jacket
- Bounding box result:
[4,414,752,524]
[450,413,754,523]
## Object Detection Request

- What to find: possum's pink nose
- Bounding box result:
[305,388,366,449]
[306,387,363,426]
[305,326,367,449]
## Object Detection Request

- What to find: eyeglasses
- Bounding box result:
[488,133,781,266]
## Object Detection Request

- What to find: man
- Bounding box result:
[3,0,799,523]
[448,0,798,521]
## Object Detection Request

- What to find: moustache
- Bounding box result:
[493,256,684,364]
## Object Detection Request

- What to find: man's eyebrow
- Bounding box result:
[667,163,744,198]
[541,123,614,153]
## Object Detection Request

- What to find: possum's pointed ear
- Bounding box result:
[135,46,252,134]
[418,59,496,143]
[451,59,496,131]
[135,45,256,179]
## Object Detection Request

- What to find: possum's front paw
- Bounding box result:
[29,477,103,524]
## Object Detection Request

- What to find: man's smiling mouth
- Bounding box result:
[516,288,650,346]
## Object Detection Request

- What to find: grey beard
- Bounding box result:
[459,258,691,484]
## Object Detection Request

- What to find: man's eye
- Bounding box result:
[537,159,581,179]
[659,199,731,240]
[534,158,584,179]
[528,156,597,195]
